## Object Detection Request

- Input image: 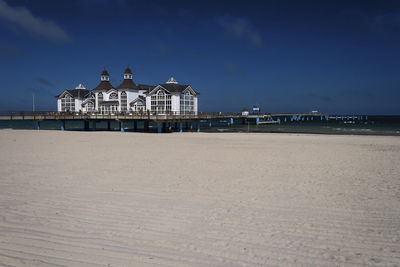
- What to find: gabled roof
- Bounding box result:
[148,83,199,95]
[129,96,145,105]
[93,80,115,91]
[101,70,109,76]
[124,67,132,74]
[81,98,95,106]
[55,89,91,98]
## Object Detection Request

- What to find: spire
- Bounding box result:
[101,69,110,81]
[124,67,133,80]
[75,83,86,90]
[166,77,178,84]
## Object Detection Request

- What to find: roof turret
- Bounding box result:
[124,67,132,74]
[75,83,86,90]
[166,77,178,84]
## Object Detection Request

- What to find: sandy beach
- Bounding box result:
[0,130,399,266]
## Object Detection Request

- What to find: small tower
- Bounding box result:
[124,67,133,80]
[166,77,178,84]
[101,69,110,81]
[75,83,86,90]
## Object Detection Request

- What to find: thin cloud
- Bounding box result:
[35,77,54,87]
[0,0,71,43]
[217,15,262,47]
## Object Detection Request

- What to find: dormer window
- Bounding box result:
[109,92,118,100]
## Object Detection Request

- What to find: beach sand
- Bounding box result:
[0,130,399,266]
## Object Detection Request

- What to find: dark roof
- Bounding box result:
[101,70,109,76]
[137,84,155,91]
[124,68,132,74]
[55,89,91,98]
[117,78,137,89]
[93,80,115,91]
[157,83,199,94]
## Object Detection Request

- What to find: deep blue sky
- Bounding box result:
[1,0,400,114]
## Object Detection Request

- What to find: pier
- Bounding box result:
[0,111,368,132]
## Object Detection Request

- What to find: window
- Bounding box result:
[132,100,145,111]
[61,94,75,112]
[180,90,194,114]
[121,91,127,112]
[109,92,118,100]
[151,89,171,114]
[84,101,94,112]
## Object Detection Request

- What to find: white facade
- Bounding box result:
[56,70,199,115]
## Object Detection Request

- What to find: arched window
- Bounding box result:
[151,89,171,114]
[109,92,118,100]
[61,94,75,112]
[121,91,127,112]
[180,90,194,114]
[83,101,94,112]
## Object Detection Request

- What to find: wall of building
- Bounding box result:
[171,94,180,114]
[75,99,83,112]
[194,96,198,115]
[126,90,139,111]
[57,99,61,112]
[145,96,151,111]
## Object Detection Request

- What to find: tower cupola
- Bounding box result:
[75,83,86,90]
[166,77,178,84]
[124,67,133,80]
[101,69,110,81]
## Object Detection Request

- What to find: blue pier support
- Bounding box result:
[229,117,234,125]
[34,121,40,130]
[277,118,281,124]
[320,116,323,121]
[179,122,183,133]
[341,116,344,120]
[284,117,287,123]
[366,115,368,120]
[157,123,162,133]
[311,116,314,121]
[120,122,124,132]
[336,116,338,121]
[60,120,65,131]
[209,120,212,127]
[256,117,260,126]
[197,123,201,132]
[325,115,329,121]
[302,117,304,121]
